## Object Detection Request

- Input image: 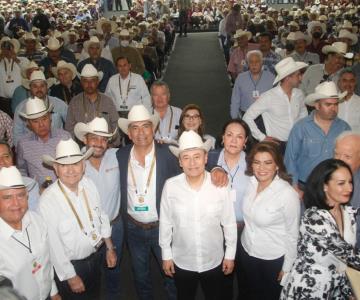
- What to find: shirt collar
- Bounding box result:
[58,177,85,197]
[0,211,31,240]
[130,142,155,166]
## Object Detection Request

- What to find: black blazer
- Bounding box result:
[206,148,222,171]
[116,143,181,218]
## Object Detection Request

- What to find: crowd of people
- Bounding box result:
[0,0,360,300]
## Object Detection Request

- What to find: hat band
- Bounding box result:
[93,130,111,134]
[55,154,83,160]
[27,107,48,116]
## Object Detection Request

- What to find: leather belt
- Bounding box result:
[127,214,159,230]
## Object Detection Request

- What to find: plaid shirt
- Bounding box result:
[0,110,13,147]
[263,51,281,75]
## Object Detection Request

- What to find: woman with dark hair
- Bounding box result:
[281,159,360,299]
[239,141,300,300]
[207,119,255,299]
[177,104,216,149]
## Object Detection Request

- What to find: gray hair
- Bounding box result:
[150,80,170,96]
[338,67,356,80]
[246,50,263,62]
[335,130,360,144]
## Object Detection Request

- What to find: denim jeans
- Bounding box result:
[126,220,177,300]
[101,216,124,300]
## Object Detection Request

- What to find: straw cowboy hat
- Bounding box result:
[80,64,103,81]
[0,166,28,190]
[19,97,54,120]
[45,37,63,51]
[74,117,117,142]
[22,70,55,90]
[51,60,78,80]
[287,31,312,45]
[338,29,358,46]
[169,130,212,158]
[118,105,159,135]
[96,18,117,34]
[322,42,353,58]
[43,138,94,166]
[0,37,20,53]
[273,57,308,84]
[234,29,252,40]
[21,61,42,78]
[83,36,102,53]
[119,29,130,37]
[307,21,326,35]
[305,81,347,106]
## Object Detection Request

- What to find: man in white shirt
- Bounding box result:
[38,138,117,299]
[151,81,182,144]
[243,57,308,153]
[160,130,237,299]
[74,117,122,300]
[106,56,151,118]
[0,166,60,300]
[337,68,360,132]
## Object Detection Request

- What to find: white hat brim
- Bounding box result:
[273,61,308,84]
[51,63,78,80]
[19,102,54,120]
[169,139,213,158]
[305,91,348,106]
[74,122,117,142]
[22,77,55,90]
[118,114,160,135]
[42,147,94,167]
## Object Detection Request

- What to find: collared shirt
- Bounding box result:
[230,69,275,117]
[243,85,308,141]
[85,148,121,221]
[11,85,31,114]
[306,40,329,63]
[154,105,182,143]
[262,51,281,75]
[284,112,351,184]
[65,92,119,144]
[0,57,29,98]
[300,64,342,96]
[159,172,237,272]
[38,176,111,281]
[241,176,300,272]
[0,109,13,147]
[24,176,40,211]
[224,12,244,35]
[49,80,83,105]
[217,150,249,222]
[78,47,114,65]
[291,51,320,65]
[227,44,259,75]
[105,72,151,112]
[127,144,157,223]
[17,128,71,184]
[18,50,46,65]
[13,96,68,146]
[338,94,360,132]
[0,211,57,300]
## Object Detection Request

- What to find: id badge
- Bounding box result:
[31,258,42,275]
[89,229,102,248]
[230,189,237,203]
[252,90,260,98]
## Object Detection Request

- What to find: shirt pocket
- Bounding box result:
[205,201,222,225]
[303,137,322,157]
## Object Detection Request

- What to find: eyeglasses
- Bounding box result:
[184,114,200,120]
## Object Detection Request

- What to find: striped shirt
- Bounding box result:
[16,128,71,185]
[0,109,13,147]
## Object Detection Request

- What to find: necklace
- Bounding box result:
[12,228,32,253]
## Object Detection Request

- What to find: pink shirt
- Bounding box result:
[227,43,259,76]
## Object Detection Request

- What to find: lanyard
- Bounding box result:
[155,106,173,138]
[119,74,131,105]
[249,71,263,91]
[4,58,15,74]
[57,181,94,234]
[62,86,71,104]
[82,92,100,120]
[224,159,240,188]
[128,152,156,197]
[12,228,32,253]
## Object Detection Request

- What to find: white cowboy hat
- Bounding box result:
[322,41,353,58]
[19,97,54,120]
[80,64,104,81]
[20,60,42,78]
[74,117,117,142]
[51,60,78,80]
[45,37,63,51]
[0,37,20,53]
[273,57,308,84]
[43,138,94,166]
[307,21,326,35]
[169,130,212,158]
[305,81,347,106]
[96,18,117,34]
[287,31,312,45]
[342,20,354,31]
[22,70,55,90]
[83,36,102,53]
[118,105,159,135]
[338,29,358,46]
[234,29,252,40]
[119,29,130,37]
[289,21,300,30]
[0,166,27,190]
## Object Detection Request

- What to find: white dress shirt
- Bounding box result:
[159,172,237,273]
[338,93,360,132]
[38,176,111,281]
[105,72,151,112]
[85,148,121,221]
[154,105,182,143]
[243,85,308,141]
[0,57,29,98]
[241,176,300,273]
[0,211,57,300]
[127,144,158,223]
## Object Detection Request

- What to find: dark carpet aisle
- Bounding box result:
[164,32,232,139]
